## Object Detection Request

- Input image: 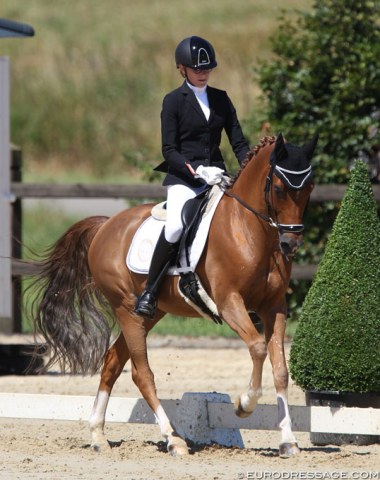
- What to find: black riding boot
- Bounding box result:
[134,228,178,319]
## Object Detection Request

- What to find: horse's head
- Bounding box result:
[267,133,318,257]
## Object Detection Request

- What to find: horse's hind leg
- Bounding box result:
[89,332,130,451]
[117,306,189,456]
[265,312,300,458]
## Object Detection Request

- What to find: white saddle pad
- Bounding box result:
[126,187,224,275]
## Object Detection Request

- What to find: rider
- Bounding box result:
[134,35,250,319]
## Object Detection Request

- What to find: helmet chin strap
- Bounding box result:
[178,65,187,79]
[179,66,201,87]
[182,67,193,85]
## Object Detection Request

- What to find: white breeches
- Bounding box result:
[164,184,207,243]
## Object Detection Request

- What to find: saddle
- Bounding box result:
[127,185,224,324]
[176,189,223,325]
[178,189,210,268]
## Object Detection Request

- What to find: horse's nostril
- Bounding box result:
[280,242,293,255]
[280,234,303,256]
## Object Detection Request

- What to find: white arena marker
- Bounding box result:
[173,392,244,448]
[0,392,378,447]
[208,403,311,432]
[0,393,178,424]
[310,406,380,436]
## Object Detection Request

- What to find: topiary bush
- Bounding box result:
[289,161,380,393]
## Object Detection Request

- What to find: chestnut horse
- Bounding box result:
[30,133,317,458]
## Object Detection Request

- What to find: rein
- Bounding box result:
[223,189,278,228]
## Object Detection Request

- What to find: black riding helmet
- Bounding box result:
[175,36,217,70]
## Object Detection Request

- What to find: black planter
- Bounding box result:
[306,390,380,446]
[0,344,45,375]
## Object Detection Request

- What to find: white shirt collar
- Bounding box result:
[186,81,207,96]
[186,81,210,120]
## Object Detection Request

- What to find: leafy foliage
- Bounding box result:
[256,0,380,182]
[289,161,380,393]
[254,0,380,321]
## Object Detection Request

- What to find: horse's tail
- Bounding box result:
[28,215,114,375]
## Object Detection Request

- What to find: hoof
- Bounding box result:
[234,396,253,419]
[167,437,189,456]
[90,439,111,453]
[279,442,300,458]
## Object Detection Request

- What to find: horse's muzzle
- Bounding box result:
[279,233,304,257]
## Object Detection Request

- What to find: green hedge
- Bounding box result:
[289,161,380,393]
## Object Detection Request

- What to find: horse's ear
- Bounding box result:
[303,133,319,160]
[273,132,288,162]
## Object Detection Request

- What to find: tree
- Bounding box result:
[256,0,380,183]
[289,161,380,393]
[253,0,380,321]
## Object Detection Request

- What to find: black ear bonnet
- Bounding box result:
[270,133,318,189]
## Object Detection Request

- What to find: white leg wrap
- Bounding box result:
[154,404,173,442]
[240,387,262,412]
[277,393,297,444]
[89,391,110,445]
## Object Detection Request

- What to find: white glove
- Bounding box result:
[195,165,225,185]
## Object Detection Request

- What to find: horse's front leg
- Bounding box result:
[265,310,300,458]
[219,293,267,418]
[235,338,267,418]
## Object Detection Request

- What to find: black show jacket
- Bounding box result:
[154,81,250,188]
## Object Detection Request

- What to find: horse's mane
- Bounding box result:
[231,135,277,185]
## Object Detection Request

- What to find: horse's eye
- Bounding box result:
[274,185,285,198]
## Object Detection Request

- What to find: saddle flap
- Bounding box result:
[179,190,211,266]
[181,189,209,229]
[126,186,224,275]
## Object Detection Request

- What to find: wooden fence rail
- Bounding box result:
[10,258,319,281]
[3,146,380,333]
[10,182,380,202]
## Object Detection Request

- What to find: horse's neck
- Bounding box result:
[232,151,269,212]
[226,150,280,251]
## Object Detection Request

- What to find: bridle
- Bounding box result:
[263,162,306,234]
[221,162,306,235]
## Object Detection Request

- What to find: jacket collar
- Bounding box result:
[180,81,214,124]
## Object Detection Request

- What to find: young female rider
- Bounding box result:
[135,35,250,319]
